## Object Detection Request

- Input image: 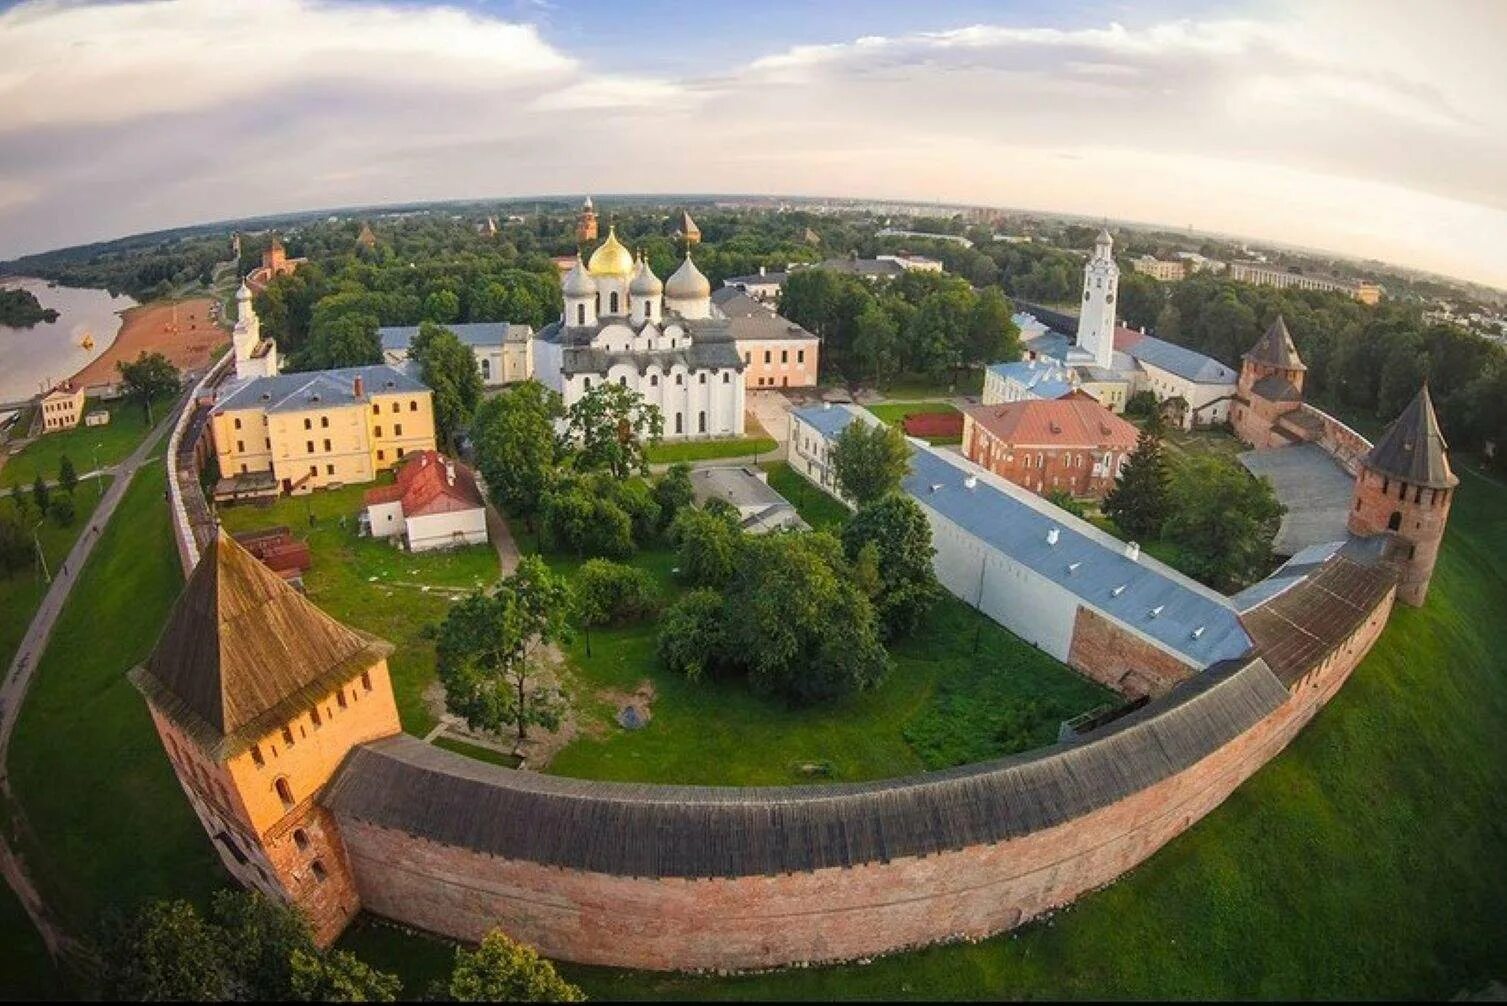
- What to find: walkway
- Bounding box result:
[0,393,183,963]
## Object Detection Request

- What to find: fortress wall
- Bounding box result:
[334,585,1394,973]
[1298,404,1373,475]
[1067,605,1197,698]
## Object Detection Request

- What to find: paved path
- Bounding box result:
[0,394,183,964]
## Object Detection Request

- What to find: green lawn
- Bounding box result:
[0,482,111,673]
[5,465,226,942]
[763,461,850,531]
[646,435,778,464]
[558,462,1507,999]
[0,882,62,999]
[0,394,171,489]
[216,481,502,735]
[871,369,984,399]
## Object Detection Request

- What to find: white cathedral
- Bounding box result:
[532,227,746,439]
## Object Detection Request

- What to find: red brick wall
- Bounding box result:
[1347,468,1451,606]
[1066,605,1198,697]
[964,420,1121,500]
[334,588,1392,972]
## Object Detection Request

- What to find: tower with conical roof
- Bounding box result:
[129,533,401,944]
[1233,316,1307,447]
[1347,385,1457,606]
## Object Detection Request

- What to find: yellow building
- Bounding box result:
[39,382,85,433]
[210,365,435,499]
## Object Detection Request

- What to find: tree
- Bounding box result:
[1103,424,1170,541]
[1163,455,1285,591]
[1116,270,1165,331]
[565,382,663,480]
[31,474,48,513]
[651,463,695,533]
[1044,488,1085,519]
[574,559,660,656]
[435,556,573,747]
[58,455,78,495]
[723,531,888,703]
[850,301,900,388]
[117,350,180,420]
[539,475,636,559]
[905,287,973,377]
[657,588,729,682]
[830,419,910,506]
[102,899,234,1001]
[297,312,382,370]
[0,509,29,574]
[472,381,564,523]
[409,321,484,451]
[669,504,745,589]
[48,493,76,527]
[211,889,319,1000]
[289,949,400,1003]
[445,929,584,1003]
[963,287,1020,368]
[841,494,940,640]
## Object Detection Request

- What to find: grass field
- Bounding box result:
[0,483,110,673]
[645,435,778,464]
[216,481,502,735]
[0,394,171,489]
[763,461,850,530]
[871,369,984,400]
[4,449,1505,999]
[5,465,226,944]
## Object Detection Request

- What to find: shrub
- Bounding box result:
[657,589,729,682]
[575,559,661,627]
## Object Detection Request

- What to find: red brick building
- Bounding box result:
[963,397,1140,499]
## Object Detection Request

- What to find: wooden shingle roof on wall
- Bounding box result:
[1239,552,1395,686]
[129,534,392,761]
[324,658,1289,879]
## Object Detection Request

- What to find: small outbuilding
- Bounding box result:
[689,466,806,534]
[363,451,488,552]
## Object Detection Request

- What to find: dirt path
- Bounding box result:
[69,298,225,391]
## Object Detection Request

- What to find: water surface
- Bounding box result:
[0,277,137,402]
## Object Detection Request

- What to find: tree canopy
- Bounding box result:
[409,321,484,450]
[471,380,564,522]
[1104,423,1171,541]
[841,494,940,641]
[445,929,585,1003]
[830,419,911,505]
[116,350,180,418]
[565,382,663,480]
[1163,455,1285,592]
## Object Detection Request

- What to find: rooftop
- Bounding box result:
[1244,316,1306,372]
[378,322,532,351]
[690,467,806,533]
[1365,385,1457,489]
[364,451,484,518]
[214,364,428,415]
[903,444,1252,667]
[964,397,1139,449]
[1117,329,1238,385]
[987,360,1076,401]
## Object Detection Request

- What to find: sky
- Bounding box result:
[2,0,1505,287]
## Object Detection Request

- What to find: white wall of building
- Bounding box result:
[367,500,404,538]
[406,509,488,552]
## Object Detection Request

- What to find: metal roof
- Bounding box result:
[790,403,869,440]
[987,360,1075,400]
[903,445,1252,667]
[1125,335,1238,385]
[1243,316,1306,372]
[214,365,429,415]
[378,323,531,351]
[1364,385,1457,488]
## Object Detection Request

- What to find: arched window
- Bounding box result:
[1387,511,1402,532]
[293,828,311,852]
[310,860,328,883]
[610,291,620,314]
[576,303,585,325]
[275,777,295,810]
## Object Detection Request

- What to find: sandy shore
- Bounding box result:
[69,297,226,391]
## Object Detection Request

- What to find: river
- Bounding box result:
[0,277,137,402]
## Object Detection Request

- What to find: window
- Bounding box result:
[293,829,310,852]
[361,671,372,692]
[391,402,400,414]
[304,418,312,430]
[282,725,295,746]
[675,374,683,386]
[675,413,683,434]
[394,424,402,436]
[309,466,317,477]
[698,411,707,434]
[744,352,750,364]
[576,303,586,325]
[323,439,331,451]
[372,403,380,415]
[781,350,788,363]
[650,375,659,387]
[610,291,620,314]
[310,860,328,883]
[698,373,707,385]
[275,777,295,810]
[583,377,592,390]
[306,440,314,453]
[410,400,418,411]
[250,744,264,768]
[396,447,405,459]
[236,440,244,452]
[336,690,347,710]
[310,705,322,727]
[797,349,805,364]
[764,350,772,364]
[723,372,730,384]
[619,376,628,387]
[240,464,248,474]
[321,416,329,428]
[377,450,385,461]
[374,426,382,438]
[234,417,242,430]
[325,464,334,475]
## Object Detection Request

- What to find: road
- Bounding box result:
[0,395,182,964]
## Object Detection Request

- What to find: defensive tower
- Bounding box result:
[1233,316,1306,447]
[129,533,401,943]
[1347,384,1456,606]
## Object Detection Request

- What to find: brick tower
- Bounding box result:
[577,195,598,244]
[1347,385,1457,607]
[129,533,401,944]
[1233,316,1306,448]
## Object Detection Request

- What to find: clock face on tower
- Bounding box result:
[1084,290,1091,300]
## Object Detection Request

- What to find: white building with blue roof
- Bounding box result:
[379,322,533,387]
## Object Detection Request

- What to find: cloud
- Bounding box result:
[0,0,1504,287]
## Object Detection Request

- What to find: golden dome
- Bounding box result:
[587,226,634,278]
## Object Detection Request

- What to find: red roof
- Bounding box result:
[1113,326,1147,353]
[363,451,484,518]
[964,398,1139,450]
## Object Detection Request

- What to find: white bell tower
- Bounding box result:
[1075,228,1118,370]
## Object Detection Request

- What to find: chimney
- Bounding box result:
[822,401,832,410]
[445,460,456,486]
[353,374,365,398]
[1125,541,1140,561]
[964,475,978,490]
[1046,527,1060,546]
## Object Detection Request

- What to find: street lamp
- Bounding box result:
[31,517,50,585]
[92,443,102,500]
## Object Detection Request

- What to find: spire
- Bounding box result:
[1244,316,1306,371]
[129,533,392,760]
[1365,384,1457,489]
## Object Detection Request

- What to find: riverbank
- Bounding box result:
[67,297,224,392]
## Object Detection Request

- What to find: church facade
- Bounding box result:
[532,228,746,439]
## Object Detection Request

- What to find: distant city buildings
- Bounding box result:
[1130,255,1187,282]
[875,228,973,247]
[721,266,787,302]
[1229,261,1382,304]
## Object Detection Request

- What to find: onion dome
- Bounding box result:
[587,226,634,278]
[665,254,711,300]
[561,255,597,297]
[630,254,663,296]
